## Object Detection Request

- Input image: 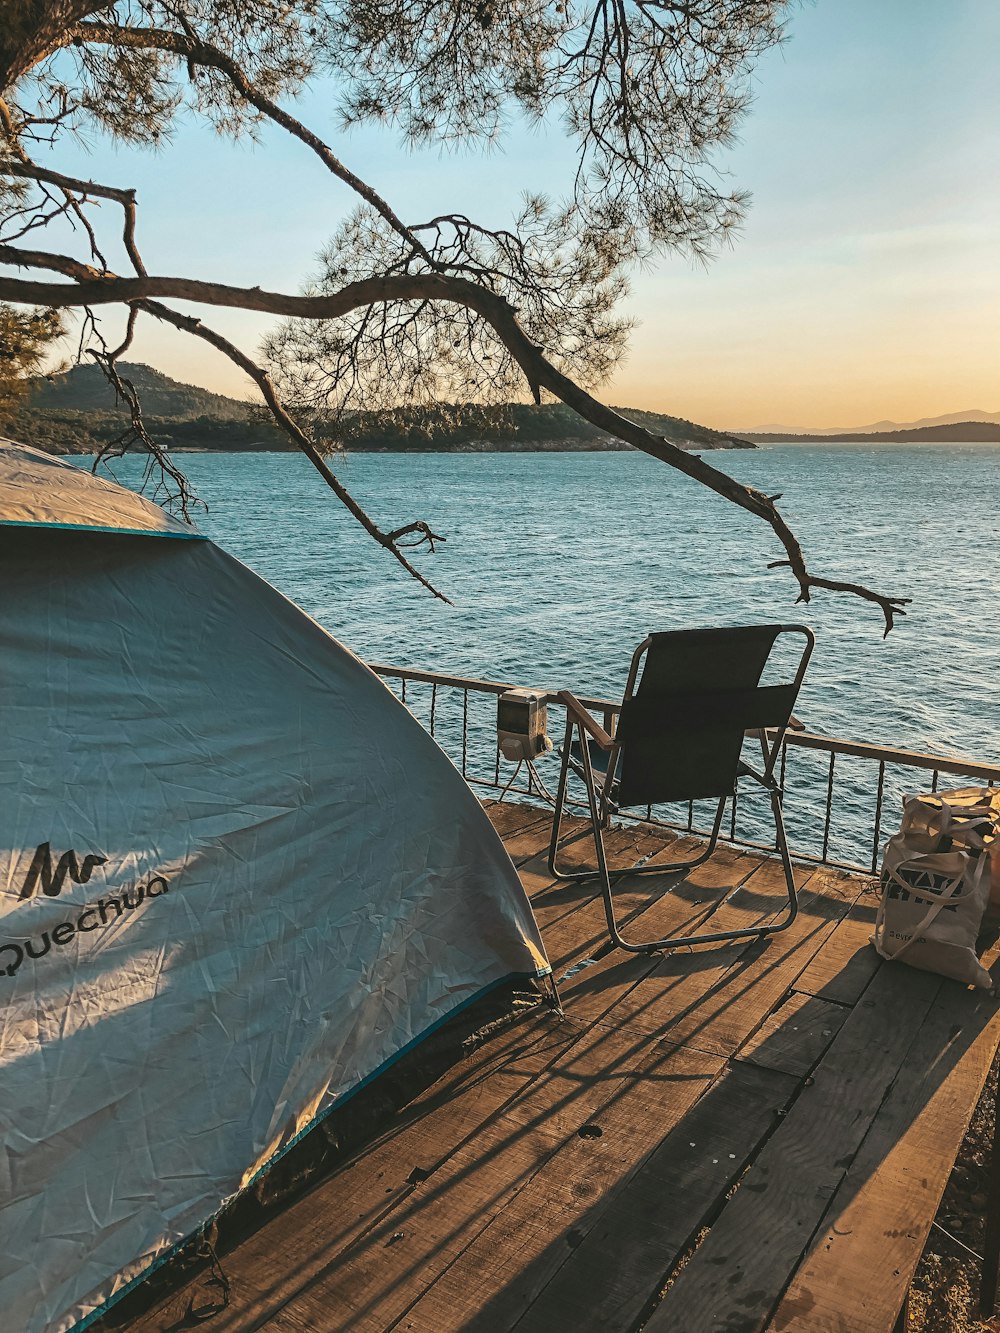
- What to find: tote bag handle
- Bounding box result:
[874,857,970,962]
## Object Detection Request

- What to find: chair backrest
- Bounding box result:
[611,624,814,807]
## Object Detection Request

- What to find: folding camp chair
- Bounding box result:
[546,624,815,953]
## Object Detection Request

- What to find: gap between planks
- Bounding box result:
[643,962,975,1333]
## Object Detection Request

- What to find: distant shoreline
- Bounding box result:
[40,435,755,457]
[66,437,1000,460]
[19,361,999,451]
[164,438,753,454]
[741,422,1000,444]
[16,362,755,456]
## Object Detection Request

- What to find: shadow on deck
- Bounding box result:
[116,801,1000,1333]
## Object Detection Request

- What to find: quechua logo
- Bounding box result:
[19,842,108,899]
[4,845,170,979]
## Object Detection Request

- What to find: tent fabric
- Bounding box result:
[0,439,201,538]
[0,445,549,1333]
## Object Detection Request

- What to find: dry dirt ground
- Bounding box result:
[913,1058,1000,1332]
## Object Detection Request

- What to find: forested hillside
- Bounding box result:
[8,363,753,454]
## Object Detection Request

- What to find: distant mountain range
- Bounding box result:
[27,362,253,420]
[8,363,755,454]
[741,409,1000,441]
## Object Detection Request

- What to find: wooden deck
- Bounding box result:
[127,802,1000,1333]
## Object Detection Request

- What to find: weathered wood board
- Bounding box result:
[118,803,1000,1333]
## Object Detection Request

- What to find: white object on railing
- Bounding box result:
[497,688,553,762]
[368,661,1000,874]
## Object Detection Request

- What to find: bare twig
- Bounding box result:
[139,297,453,601]
[385,520,447,551]
[0,238,451,596]
[89,338,201,517]
[0,247,908,629]
[72,21,436,268]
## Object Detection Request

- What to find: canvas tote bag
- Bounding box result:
[873,787,1000,989]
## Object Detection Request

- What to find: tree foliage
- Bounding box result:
[0,303,62,426]
[0,0,909,628]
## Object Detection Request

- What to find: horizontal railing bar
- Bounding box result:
[779,731,1000,782]
[369,662,514,696]
[469,777,872,876]
[367,663,619,715]
[368,662,1000,782]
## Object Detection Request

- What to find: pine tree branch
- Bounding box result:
[71,21,435,267]
[0,243,452,599]
[0,246,909,630]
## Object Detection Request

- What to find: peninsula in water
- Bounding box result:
[11,363,754,455]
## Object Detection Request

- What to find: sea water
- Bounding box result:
[88,442,999,767]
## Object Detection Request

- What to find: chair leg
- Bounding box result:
[595,794,728,954]
[548,738,799,955]
[548,723,725,885]
[566,803,725,883]
[621,796,726,878]
[769,783,799,932]
[547,716,597,882]
[600,784,798,954]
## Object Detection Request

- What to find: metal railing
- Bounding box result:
[369,662,1000,875]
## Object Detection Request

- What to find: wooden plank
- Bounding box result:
[517,826,692,975]
[257,1022,689,1332]
[642,962,944,1333]
[485,801,554,855]
[520,822,680,907]
[528,826,709,975]
[562,856,819,1044]
[555,846,770,1031]
[770,973,1000,1332]
[489,812,681,979]
[394,1042,725,1333]
[132,1014,576,1332]
[651,867,863,1061]
[597,842,770,956]
[512,1060,799,1333]
[792,890,882,1006]
[735,992,849,1079]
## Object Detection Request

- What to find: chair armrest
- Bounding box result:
[558,690,615,751]
[788,713,805,732]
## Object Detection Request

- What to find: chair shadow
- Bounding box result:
[106,835,996,1333]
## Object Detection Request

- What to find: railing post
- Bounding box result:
[821,751,836,864]
[365,661,998,873]
[871,761,886,874]
[461,689,469,777]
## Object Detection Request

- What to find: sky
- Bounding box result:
[36,0,1000,430]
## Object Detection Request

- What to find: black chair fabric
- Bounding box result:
[613,625,794,806]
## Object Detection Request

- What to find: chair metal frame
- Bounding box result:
[546,624,815,954]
